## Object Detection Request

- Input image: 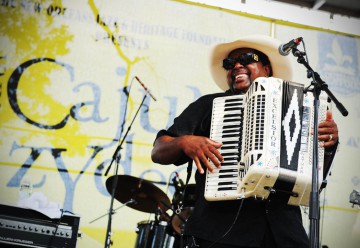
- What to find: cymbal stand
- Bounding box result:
[291,43,347,248]
[89,199,136,224]
[103,94,148,248]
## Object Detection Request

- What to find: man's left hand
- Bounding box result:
[318,111,338,148]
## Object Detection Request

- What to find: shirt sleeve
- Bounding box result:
[153,94,219,165]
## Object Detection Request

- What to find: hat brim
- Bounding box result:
[210,35,294,91]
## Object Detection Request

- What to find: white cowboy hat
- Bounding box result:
[210,34,294,91]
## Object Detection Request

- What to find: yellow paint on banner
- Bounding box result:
[0,0,92,158]
[321,205,360,213]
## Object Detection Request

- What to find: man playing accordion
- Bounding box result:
[152,35,339,248]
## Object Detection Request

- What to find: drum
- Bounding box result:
[135,220,174,248]
[171,184,197,235]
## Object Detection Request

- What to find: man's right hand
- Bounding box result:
[179,135,223,174]
[151,135,223,174]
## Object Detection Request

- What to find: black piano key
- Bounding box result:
[221,146,239,150]
[218,181,236,186]
[224,107,242,111]
[218,187,237,191]
[219,169,238,173]
[221,156,239,159]
[222,125,240,129]
[221,152,239,156]
[222,140,239,145]
[219,174,237,178]
[221,162,238,166]
[221,156,239,161]
[224,117,241,123]
[224,114,241,118]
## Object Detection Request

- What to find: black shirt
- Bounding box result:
[155,92,309,247]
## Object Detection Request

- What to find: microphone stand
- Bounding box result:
[103,94,148,248]
[291,47,348,248]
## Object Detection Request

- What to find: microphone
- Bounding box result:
[135,76,157,101]
[278,37,303,56]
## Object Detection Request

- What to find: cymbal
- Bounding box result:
[106,175,171,214]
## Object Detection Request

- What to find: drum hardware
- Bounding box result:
[160,199,187,224]
[135,220,175,248]
[170,184,197,236]
[89,198,136,224]
[174,198,184,215]
[175,207,182,215]
[91,174,171,223]
[97,174,197,247]
[103,175,175,247]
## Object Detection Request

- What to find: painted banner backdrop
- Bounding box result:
[0,0,359,247]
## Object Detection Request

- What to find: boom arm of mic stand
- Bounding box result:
[103,94,148,248]
[292,48,348,117]
[312,72,348,116]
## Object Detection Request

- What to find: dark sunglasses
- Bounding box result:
[222,53,260,70]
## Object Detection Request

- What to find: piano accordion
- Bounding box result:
[204,77,329,206]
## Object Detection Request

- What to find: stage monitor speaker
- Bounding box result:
[0,204,80,247]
